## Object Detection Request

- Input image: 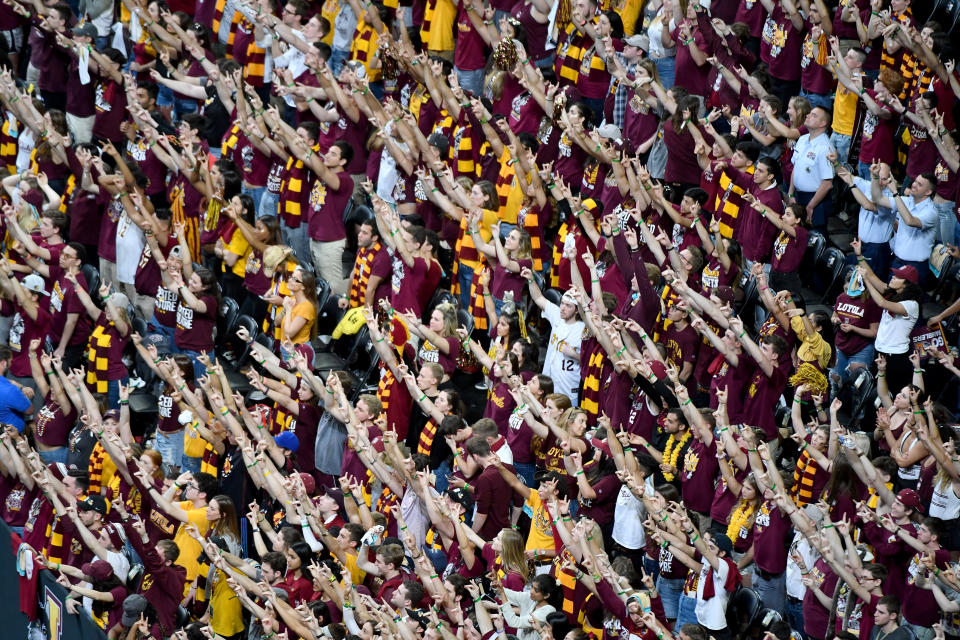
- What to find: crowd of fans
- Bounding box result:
[0,0,959,638]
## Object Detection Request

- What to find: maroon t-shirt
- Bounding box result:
[903,549,951,627]
[67,186,103,247]
[472,464,514,539]
[741,359,788,441]
[307,172,352,242]
[506,409,536,464]
[735,0,767,36]
[752,499,790,573]
[508,92,544,136]
[243,249,272,296]
[906,122,937,179]
[454,3,486,71]
[803,556,839,639]
[34,395,77,448]
[417,335,460,377]
[736,180,783,263]
[89,311,129,381]
[93,76,128,143]
[391,256,442,316]
[65,49,96,118]
[134,235,175,297]
[576,473,622,525]
[174,294,217,352]
[680,437,718,513]
[1,479,39,527]
[663,122,701,185]
[48,264,92,348]
[833,292,881,355]
[8,303,51,377]
[97,193,124,263]
[857,90,898,165]
[483,380,515,430]
[800,31,836,95]
[127,136,168,196]
[760,5,802,81]
[709,353,751,422]
[771,226,808,273]
[710,460,749,523]
[671,24,710,97]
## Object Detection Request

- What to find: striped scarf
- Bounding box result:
[417,418,439,456]
[790,448,824,506]
[212,0,241,48]
[279,146,318,228]
[0,118,17,174]
[713,165,754,239]
[580,342,606,419]
[351,19,381,82]
[201,441,220,476]
[240,18,267,87]
[348,241,382,307]
[88,442,108,495]
[85,320,116,394]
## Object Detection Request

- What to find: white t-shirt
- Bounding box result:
[695,558,731,630]
[612,478,650,549]
[874,299,918,354]
[115,213,145,284]
[541,302,583,404]
[930,481,960,520]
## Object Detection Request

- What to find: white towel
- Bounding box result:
[130,12,142,43]
[78,45,91,85]
[111,21,126,57]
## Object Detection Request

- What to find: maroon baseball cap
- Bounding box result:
[81,559,114,582]
[896,488,921,511]
[891,265,919,285]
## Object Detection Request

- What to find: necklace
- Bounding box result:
[726,500,757,542]
[662,430,692,481]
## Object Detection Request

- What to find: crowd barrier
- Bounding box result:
[0,518,108,640]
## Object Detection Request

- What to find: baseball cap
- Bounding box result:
[298,472,316,495]
[72,23,98,40]
[78,495,108,516]
[22,274,49,296]
[712,533,734,555]
[597,123,622,141]
[103,409,121,422]
[81,559,114,582]
[713,286,735,304]
[624,34,650,51]
[121,594,148,627]
[274,431,300,453]
[896,488,921,511]
[891,265,919,285]
[106,291,130,310]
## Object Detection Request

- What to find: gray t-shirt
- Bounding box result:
[313,406,347,475]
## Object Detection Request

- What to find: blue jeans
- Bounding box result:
[106,377,129,410]
[801,90,833,110]
[514,462,536,488]
[174,97,198,121]
[242,184,267,214]
[654,57,675,89]
[936,200,957,246]
[655,575,685,619]
[258,190,280,219]
[752,566,786,613]
[786,596,806,640]
[434,460,452,495]
[456,67,485,97]
[181,455,202,473]
[857,241,891,281]
[38,447,68,464]
[794,189,831,232]
[857,161,872,180]
[643,554,660,584]
[676,593,699,628]
[458,263,475,310]
[330,48,349,76]
[281,221,312,268]
[425,547,448,575]
[830,132,852,164]
[155,429,185,472]
[832,343,876,386]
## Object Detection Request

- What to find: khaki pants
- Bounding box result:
[310,238,347,295]
[66,113,95,144]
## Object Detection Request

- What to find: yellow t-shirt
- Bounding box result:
[183,419,209,459]
[422,0,456,51]
[790,315,832,369]
[343,551,366,586]
[833,77,859,136]
[320,0,338,45]
[221,229,250,278]
[173,501,212,586]
[524,489,556,552]
[210,568,245,635]
[283,300,316,344]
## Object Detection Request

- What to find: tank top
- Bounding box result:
[930,480,960,520]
